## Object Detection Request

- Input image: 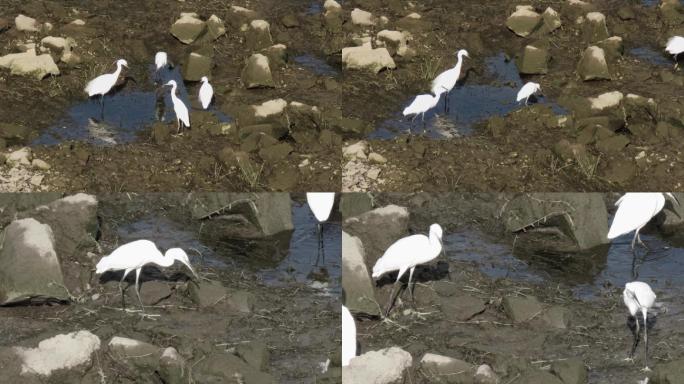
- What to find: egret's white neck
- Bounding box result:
[152,251,176,268]
[113,63,123,78]
[169,83,178,97]
[454,54,464,71]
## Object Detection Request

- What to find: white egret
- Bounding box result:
[402,92,442,131]
[199,76,214,110]
[665,36,684,69]
[431,49,469,112]
[96,239,198,312]
[306,192,335,265]
[372,223,445,316]
[623,281,656,370]
[155,51,168,70]
[516,82,542,105]
[84,58,128,112]
[342,305,356,366]
[163,80,190,133]
[607,193,680,249]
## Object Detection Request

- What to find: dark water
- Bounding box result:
[370,53,566,139]
[116,199,340,293]
[293,54,339,77]
[629,46,673,67]
[32,66,231,146]
[444,225,684,303]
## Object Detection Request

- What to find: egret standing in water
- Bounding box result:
[199,76,214,110]
[163,80,190,133]
[431,49,469,112]
[306,192,335,265]
[607,193,680,250]
[155,51,168,70]
[516,82,542,105]
[623,281,656,371]
[402,92,443,132]
[372,223,446,316]
[84,58,128,114]
[342,305,357,366]
[665,36,684,69]
[96,239,199,313]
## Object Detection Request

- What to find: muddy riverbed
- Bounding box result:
[340,0,684,191]
[344,193,684,383]
[0,0,343,192]
[0,193,341,383]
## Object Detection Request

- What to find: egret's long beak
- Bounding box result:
[180,261,200,281]
[672,194,680,206]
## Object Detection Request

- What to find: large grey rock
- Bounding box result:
[342,231,379,316]
[420,353,474,383]
[519,44,549,74]
[188,193,293,237]
[351,8,376,26]
[0,218,66,304]
[246,20,273,51]
[577,46,610,81]
[343,205,409,268]
[13,331,101,377]
[339,193,373,219]
[596,36,623,62]
[542,7,561,32]
[503,295,543,323]
[15,14,40,32]
[343,347,412,384]
[183,52,212,81]
[159,347,188,384]
[206,14,226,41]
[582,12,609,43]
[506,7,542,37]
[109,337,161,371]
[439,294,486,321]
[376,30,408,57]
[227,6,259,29]
[170,13,206,44]
[502,193,609,251]
[551,358,587,384]
[241,53,275,88]
[659,0,684,25]
[0,49,59,80]
[342,43,396,73]
[193,352,276,383]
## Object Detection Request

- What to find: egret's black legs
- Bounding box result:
[135,268,144,313]
[644,311,650,370]
[384,280,401,317]
[407,267,416,303]
[629,315,640,359]
[314,222,325,266]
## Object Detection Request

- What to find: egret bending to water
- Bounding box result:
[516,82,541,105]
[624,281,656,370]
[342,305,356,366]
[306,192,335,265]
[402,92,442,131]
[607,193,680,249]
[372,223,445,316]
[96,240,198,312]
[163,80,190,133]
[665,36,684,69]
[155,52,168,70]
[199,76,214,110]
[84,59,128,112]
[431,49,469,112]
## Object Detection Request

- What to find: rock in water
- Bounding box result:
[0,218,67,304]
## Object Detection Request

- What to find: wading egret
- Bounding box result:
[665,36,684,69]
[84,59,128,112]
[164,80,190,133]
[199,76,214,110]
[306,192,335,265]
[342,305,357,366]
[155,51,168,70]
[372,223,445,316]
[431,49,469,112]
[402,92,442,131]
[624,281,656,370]
[516,82,541,105]
[607,193,680,249]
[96,239,199,313]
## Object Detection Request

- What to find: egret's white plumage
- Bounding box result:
[624,281,656,369]
[403,93,442,124]
[306,192,335,223]
[155,52,168,70]
[516,82,541,105]
[199,76,214,110]
[164,80,190,133]
[84,59,128,98]
[431,49,469,97]
[96,239,198,311]
[373,224,444,316]
[665,36,684,68]
[342,305,356,366]
[607,193,679,249]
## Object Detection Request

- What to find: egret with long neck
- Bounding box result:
[607,192,680,250]
[164,80,190,133]
[372,223,446,316]
[84,58,128,115]
[402,92,443,132]
[623,281,656,371]
[431,49,469,112]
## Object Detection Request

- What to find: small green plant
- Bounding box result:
[237,159,264,189]
[420,57,442,82]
